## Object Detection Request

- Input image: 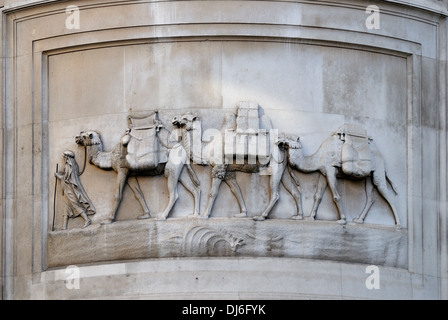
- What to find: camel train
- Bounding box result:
[74,103,401,228]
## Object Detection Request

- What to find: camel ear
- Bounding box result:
[89,133,93,139]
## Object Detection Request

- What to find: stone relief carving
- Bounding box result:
[246,233,284,253]
[183,226,245,256]
[172,101,304,221]
[74,111,201,224]
[54,150,96,229]
[278,124,401,228]
[55,102,400,230]
[47,218,407,268]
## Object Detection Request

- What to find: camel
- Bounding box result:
[172,111,304,221]
[75,120,201,224]
[278,125,401,228]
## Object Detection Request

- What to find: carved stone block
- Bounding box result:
[236,101,259,134]
[47,219,408,269]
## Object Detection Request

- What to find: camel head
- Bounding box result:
[276,134,302,150]
[172,112,198,131]
[75,130,102,146]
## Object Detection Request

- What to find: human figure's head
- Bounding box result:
[62,150,78,178]
[63,150,75,161]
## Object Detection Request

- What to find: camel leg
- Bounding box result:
[179,170,201,217]
[202,176,223,219]
[325,167,346,225]
[104,170,128,224]
[253,163,285,221]
[307,174,327,221]
[159,160,184,220]
[373,170,401,228]
[281,169,304,220]
[126,176,151,220]
[225,176,247,218]
[353,177,376,224]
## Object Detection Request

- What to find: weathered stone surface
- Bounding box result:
[47,218,407,268]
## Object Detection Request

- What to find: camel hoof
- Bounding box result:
[101,219,113,225]
[337,219,347,225]
[395,224,402,230]
[199,215,210,220]
[187,214,200,219]
[138,213,151,220]
[304,216,315,221]
[291,215,303,220]
[156,216,167,221]
[253,215,266,221]
[233,213,247,218]
[353,218,364,224]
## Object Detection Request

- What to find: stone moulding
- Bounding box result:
[46,217,408,269]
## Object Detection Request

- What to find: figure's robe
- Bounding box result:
[59,161,96,218]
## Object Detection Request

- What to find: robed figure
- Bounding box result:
[55,150,96,229]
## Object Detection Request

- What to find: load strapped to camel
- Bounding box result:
[224,101,270,165]
[336,124,374,178]
[124,111,168,171]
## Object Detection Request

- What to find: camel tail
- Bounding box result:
[386,172,398,195]
[186,163,200,187]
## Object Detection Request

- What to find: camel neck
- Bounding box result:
[289,147,320,172]
[87,143,112,170]
[182,128,204,165]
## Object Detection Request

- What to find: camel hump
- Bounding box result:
[125,112,168,170]
[337,124,373,177]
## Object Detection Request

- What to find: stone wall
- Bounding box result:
[1,0,447,299]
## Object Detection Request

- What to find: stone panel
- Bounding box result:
[1,0,446,300]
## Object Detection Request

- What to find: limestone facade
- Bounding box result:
[0,0,447,299]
